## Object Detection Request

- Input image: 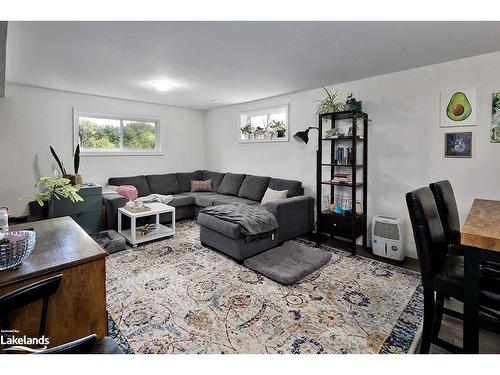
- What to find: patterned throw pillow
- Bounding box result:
[191,179,213,192]
[261,187,288,205]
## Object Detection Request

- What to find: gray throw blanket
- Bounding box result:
[200,203,278,241]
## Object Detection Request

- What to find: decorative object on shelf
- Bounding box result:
[440,88,476,127]
[316,88,342,115]
[50,145,83,186]
[445,132,472,158]
[324,128,341,139]
[25,170,84,218]
[240,123,255,139]
[355,200,364,215]
[348,118,359,137]
[0,230,36,271]
[323,195,353,216]
[491,92,500,143]
[345,93,362,112]
[268,120,287,138]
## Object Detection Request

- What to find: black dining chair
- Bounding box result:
[0,274,63,343]
[406,187,500,353]
[429,180,500,276]
[0,275,122,354]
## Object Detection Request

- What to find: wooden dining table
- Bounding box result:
[460,198,500,353]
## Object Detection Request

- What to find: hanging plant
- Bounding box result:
[315,88,342,115]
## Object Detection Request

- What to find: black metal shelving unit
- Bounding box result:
[316,110,368,255]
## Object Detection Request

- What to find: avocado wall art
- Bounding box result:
[440,88,477,127]
[491,92,500,143]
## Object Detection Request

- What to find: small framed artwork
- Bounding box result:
[445,132,472,158]
[440,88,476,127]
[491,92,500,143]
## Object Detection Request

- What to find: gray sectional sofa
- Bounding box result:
[102,170,314,258]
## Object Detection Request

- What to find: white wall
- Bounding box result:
[206,51,500,259]
[0,84,207,216]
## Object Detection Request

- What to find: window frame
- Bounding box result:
[73,109,163,156]
[238,104,290,144]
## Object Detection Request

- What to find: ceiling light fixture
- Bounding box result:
[150,80,172,92]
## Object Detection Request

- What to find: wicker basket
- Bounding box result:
[0,230,36,271]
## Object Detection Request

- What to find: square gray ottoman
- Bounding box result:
[198,212,278,261]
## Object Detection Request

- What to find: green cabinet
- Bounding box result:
[52,184,102,233]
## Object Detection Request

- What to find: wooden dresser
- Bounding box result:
[0,217,108,348]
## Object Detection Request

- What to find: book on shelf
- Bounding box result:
[335,146,353,165]
[332,173,352,184]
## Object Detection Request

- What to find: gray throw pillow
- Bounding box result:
[217,173,246,196]
[146,173,181,195]
[238,175,270,201]
[268,178,302,197]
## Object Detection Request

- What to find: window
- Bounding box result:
[74,110,161,155]
[239,104,289,143]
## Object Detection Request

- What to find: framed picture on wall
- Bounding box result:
[445,132,472,158]
[440,88,476,127]
[491,92,500,143]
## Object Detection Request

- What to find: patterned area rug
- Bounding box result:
[106,220,423,354]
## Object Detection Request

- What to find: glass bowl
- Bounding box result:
[0,230,36,271]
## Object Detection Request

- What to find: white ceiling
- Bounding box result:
[6,21,500,110]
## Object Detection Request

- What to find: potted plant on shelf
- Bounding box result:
[268,120,286,138]
[26,170,84,219]
[50,145,82,186]
[254,126,266,139]
[240,123,255,139]
[316,87,342,115]
[345,93,363,112]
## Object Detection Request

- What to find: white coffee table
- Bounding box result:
[118,202,175,247]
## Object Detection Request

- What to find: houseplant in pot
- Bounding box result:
[269,120,287,138]
[50,145,82,186]
[27,170,83,219]
[345,93,363,112]
[240,123,255,139]
[316,87,342,115]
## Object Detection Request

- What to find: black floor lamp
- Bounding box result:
[293,126,318,145]
[293,126,321,244]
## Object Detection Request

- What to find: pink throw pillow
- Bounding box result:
[117,185,138,201]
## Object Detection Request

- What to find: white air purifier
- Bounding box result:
[371,215,405,261]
